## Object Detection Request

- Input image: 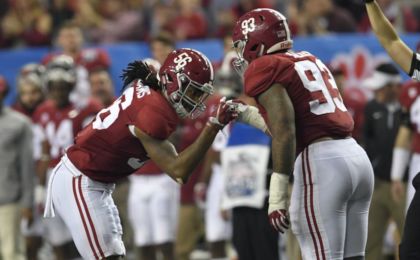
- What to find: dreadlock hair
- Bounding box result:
[121,60,161,92]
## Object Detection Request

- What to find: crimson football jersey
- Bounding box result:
[66,81,179,183]
[244,51,354,153]
[400,80,420,153]
[33,99,102,168]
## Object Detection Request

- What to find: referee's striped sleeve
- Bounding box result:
[409,52,420,81]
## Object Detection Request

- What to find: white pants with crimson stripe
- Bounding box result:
[47,156,125,259]
[289,138,374,260]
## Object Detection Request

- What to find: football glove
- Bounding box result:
[268,172,290,233]
[208,97,240,128]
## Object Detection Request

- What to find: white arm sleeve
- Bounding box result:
[237,104,268,133]
[390,148,411,181]
[268,172,289,214]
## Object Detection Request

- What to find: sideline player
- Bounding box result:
[44,48,242,259]
[232,8,374,260]
[33,55,102,259]
[365,0,420,258]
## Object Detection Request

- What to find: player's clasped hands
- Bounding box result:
[208,97,242,128]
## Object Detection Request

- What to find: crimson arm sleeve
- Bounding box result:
[135,106,175,140]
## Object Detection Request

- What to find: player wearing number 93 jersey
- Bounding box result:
[44,48,242,260]
[232,8,374,260]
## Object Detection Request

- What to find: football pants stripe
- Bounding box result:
[77,176,105,259]
[305,148,326,260]
[72,177,99,259]
[302,149,321,260]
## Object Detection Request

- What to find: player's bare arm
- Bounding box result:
[391,112,413,202]
[258,84,295,174]
[135,123,221,184]
[365,0,413,73]
[258,83,296,233]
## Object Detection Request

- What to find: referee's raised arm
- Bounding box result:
[365,0,417,78]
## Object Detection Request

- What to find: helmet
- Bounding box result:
[159,48,214,119]
[214,51,242,98]
[232,8,293,74]
[44,55,77,86]
[18,63,45,89]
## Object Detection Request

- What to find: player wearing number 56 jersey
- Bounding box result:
[232,8,374,260]
[44,48,242,260]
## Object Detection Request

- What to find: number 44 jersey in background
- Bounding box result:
[32,98,102,168]
[244,51,354,154]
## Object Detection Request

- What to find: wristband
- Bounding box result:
[237,105,268,133]
[391,148,410,181]
[365,0,374,3]
[268,172,289,214]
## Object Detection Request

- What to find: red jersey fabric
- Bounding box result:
[343,87,367,143]
[400,80,420,153]
[66,82,179,183]
[33,99,102,168]
[244,52,354,153]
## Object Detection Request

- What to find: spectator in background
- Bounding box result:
[43,21,110,108]
[89,68,116,107]
[150,32,176,66]
[86,0,144,43]
[220,104,279,260]
[128,160,180,260]
[0,0,52,48]
[168,0,208,41]
[12,63,46,260]
[12,63,46,118]
[359,0,417,33]
[363,63,405,260]
[0,76,34,260]
[48,0,75,34]
[288,0,357,35]
[43,21,110,72]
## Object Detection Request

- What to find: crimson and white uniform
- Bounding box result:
[399,80,420,209]
[128,161,180,247]
[244,51,374,259]
[32,98,101,246]
[45,83,179,259]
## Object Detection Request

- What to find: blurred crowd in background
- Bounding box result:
[0,0,419,49]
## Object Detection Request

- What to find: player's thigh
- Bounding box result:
[205,169,231,242]
[127,176,153,246]
[150,174,180,244]
[290,148,352,260]
[51,167,125,259]
[344,150,374,258]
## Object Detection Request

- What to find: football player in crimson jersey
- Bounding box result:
[44,48,242,260]
[232,8,374,260]
[365,0,420,258]
[33,55,102,259]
